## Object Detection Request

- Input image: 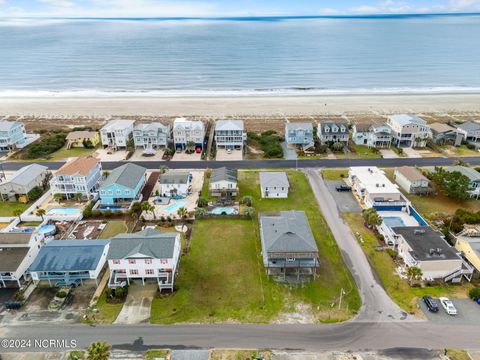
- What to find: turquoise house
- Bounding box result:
[99,163,147,207]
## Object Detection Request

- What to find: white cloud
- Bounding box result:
[39,0,76,8]
[448,0,480,10]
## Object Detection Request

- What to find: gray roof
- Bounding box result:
[5,164,48,187]
[0,233,32,246]
[0,120,19,132]
[260,211,318,253]
[101,163,146,190]
[107,228,178,259]
[444,166,480,182]
[394,226,460,261]
[215,119,244,131]
[259,172,290,189]
[159,172,190,185]
[28,240,109,272]
[389,114,426,125]
[285,122,312,132]
[457,121,480,133]
[0,248,29,272]
[211,167,237,183]
[134,122,168,133]
[319,121,349,134]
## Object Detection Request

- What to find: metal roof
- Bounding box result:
[159,172,190,185]
[107,229,178,259]
[259,172,290,189]
[445,166,480,182]
[285,122,313,132]
[101,163,146,190]
[457,121,480,133]
[4,164,48,187]
[28,240,109,272]
[388,114,426,126]
[260,211,318,253]
[215,119,244,132]
[0,233,32,246]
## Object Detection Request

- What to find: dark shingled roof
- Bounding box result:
[0,248,29,272]
[28,240,109,272]
[107,228,178,259]
[0,233,32,245]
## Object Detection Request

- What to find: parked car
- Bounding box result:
[439,297,457,315]
[336,185,352,192]
[422,296,439,313]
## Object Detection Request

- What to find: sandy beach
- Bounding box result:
[1,93,480,118]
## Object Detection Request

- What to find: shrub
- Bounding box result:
[240,195,253,207]
[114,285,128,300]
[83,201,94,218]
[56,290,67,298]
[103,210,113,218]
[197,197,208,208]
[195,208,206,219]
[386,248,398,260]
[22,132,67,159]
[91,210,102,218]
[317,145,328,154]
[466,143,476,150]
[469,287,480,301]
[27,186,44,202]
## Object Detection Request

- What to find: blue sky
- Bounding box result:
[1,0,480,17]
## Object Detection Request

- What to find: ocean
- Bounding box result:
[0,14,480,97]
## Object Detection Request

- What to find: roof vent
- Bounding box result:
[414,229,426,235]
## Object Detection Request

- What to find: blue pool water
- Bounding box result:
[209,207,238,215]
[38,224,56,235]
[99,205,122,210]
[47,208,80,215]
[165,200,187,214]
[12,228,33,233]
[382,216,405,228]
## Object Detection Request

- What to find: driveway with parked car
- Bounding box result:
[324,180,362,213]
[419,298,480,324]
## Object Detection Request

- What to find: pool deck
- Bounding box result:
[378,210,420,227]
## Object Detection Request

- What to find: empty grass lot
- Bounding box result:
[99,220,128,239]
[151,170,360,324]
[0,202,30,217]
[321,169,349,181]
[344,213,471,316]
[336,145,381,159]
[93,288,124,324]
[48,146,97,161]
[408,193,480,220]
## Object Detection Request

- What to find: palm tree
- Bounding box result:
[13,209,23,222]
[36,208,46,221]
[86,341,111,360]
[177,206,187,220]
[140,201,152,219]
[407,266,423,282]
[148,203,156,220]
[362,208,382,228]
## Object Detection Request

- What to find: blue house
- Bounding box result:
[99,163,147,207]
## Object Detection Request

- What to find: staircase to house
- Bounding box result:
[444,261,475,283]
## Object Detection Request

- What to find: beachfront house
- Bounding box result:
[0,232,43,288]
[259,211,319,281]
[100,119,135,151]
[29,240,110,287]
[98,163,147,207]
[158,171,191,198]
[429,123,462,146]
[394,226,470,282]
[394,166,432,195]
[0,164,49,202]
[259,171,290,198]
[285,122,314,150]
[455,227,480,275]
[317,121,349,146]
[352,121,393,148]
[209,167,238,198]
[107,229,181,291]
[173,118,205,152]
[387,114,430,148]
[442,166,480,198]
[50,157,102,200]
[0,120,29,151]
[133,122,170,152]
[214,119,247,151]
[456,121,480,145]
[66,131,100,149]
[348,166,405,208]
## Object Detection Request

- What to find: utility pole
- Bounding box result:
[338,288,345,310]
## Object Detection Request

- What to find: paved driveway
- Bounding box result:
[419,298,480,324]
[281,141,297,160]
[171,350,209,360]
[324,181,362,213]
[114,283,156,325]
[380,149,398,159]
[403,148,421,158]
[216,148,243,161]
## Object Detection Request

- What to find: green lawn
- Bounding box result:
[344,213,471,316]
[93,288,124,324]
[99,220,128,239]
[408,192,480,220]
[321,168,348,181]
[48,146,97,161]
[151,171,360,324]
[144,350,171,360]
[451,145,479,157]
[336,145,381,159]
[210,350,272,360]
[0,202,30,217]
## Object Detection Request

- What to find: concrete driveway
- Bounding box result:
[324,180,362,213]
[403,148,421,158]
[419,298,480,324]
[114,283,157,325]
[171,350,209,360]
[380,149,398,159]
[281,141,297,160]
[173,151,202,161]
[216,148,243,161]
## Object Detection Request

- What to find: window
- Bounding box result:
[287,258,296,262]
[112,259,120,264]
[128,259,136,264]
[130,269,138,275]
[116,190,122,195]
[145,269,154,275]
[145,259,152,264]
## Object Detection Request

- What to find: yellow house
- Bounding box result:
[455,228,480,273]
[66,131,100,149]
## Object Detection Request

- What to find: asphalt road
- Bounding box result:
[304,169,412,322]
[3,156,480,171]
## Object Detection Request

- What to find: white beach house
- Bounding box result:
[173,118,205,152]
[100,119,135,150]
[387,114,430,148]
[214,119,247,151]
[133,122,170,152]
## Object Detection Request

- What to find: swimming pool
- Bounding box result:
[38,224,57,236]
[165,200,187,214]
[382,216,405,228]
[209,207,238,215]
[98,205,123,210]
[47,208,81,216]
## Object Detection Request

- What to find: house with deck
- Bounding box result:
[98,163,146,208]
[66,131,100,149]
[0,164,49,202]
[209,167,238,198]
[259,211,319,281]
[0,232,43,288]
[214,119,247,151]
[394,166,432,195]
[0,120,29,151]
[158,171,191,198]
[259,172,289,198]
[29,240,109,287]
[285,122,314,150]
[352,121,393,148]
[387,114,430,148]
[100,119,135,150]
[456,121,480,145]
[133,122,170,152]
[107,229,181,291]
[429,123,462,146]
[50,157,102,200]
[317,121,349,146]
[173,118,205,152]
[455,227,480,276]
[443,166,480,198]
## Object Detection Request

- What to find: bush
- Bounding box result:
[91,210,102,218]
[27,186,44,202]
[197,197,208,208]
[103,210,113,218]
[317,145,328,154]
[56,290,67,298]
[22,132,67,159]
[386,248,398,260]
[83,201,94,218]
[240,195,253,207]
[469,287,480,301]
[466,143,476,150]
[114,285,128,300]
